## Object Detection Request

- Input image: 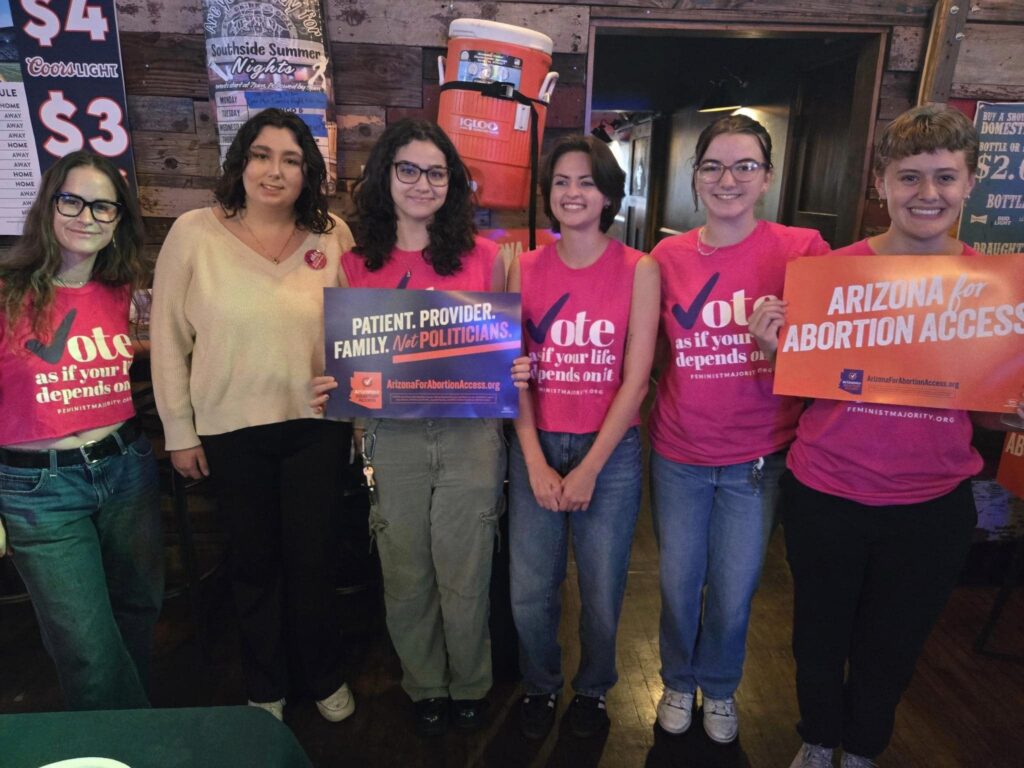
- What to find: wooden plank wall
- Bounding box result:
[9,0,1024,252]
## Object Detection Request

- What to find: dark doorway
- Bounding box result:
[587,27,886,251]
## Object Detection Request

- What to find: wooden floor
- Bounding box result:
[2,499,1023,767]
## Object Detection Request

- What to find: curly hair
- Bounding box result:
[0,151,147,344]
[873,104,979,177]
[351,119,476,276]
[691,114,773,211]
[214,107,334,234]
[540,134,625,234]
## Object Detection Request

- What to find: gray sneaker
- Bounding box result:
[841,752,877,767]
[702,696,738,743]
[789,742,834,768]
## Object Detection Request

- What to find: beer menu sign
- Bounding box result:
[0,0,133,234]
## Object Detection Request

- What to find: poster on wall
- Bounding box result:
[1,0,132,235]
[203,0,337,192]
[958,101,1024,255]
[323,288,521,420]
[773,253,1024,412]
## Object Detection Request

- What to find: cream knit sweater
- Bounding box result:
[151,207,354,450]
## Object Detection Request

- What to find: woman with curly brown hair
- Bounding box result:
[313,118,507,736]
[0,150,162,710]
[151,108,356,723]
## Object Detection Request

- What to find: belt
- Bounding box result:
[0,420,143,468]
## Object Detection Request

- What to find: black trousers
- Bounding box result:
[780,471,976,759]
[202,418,351,703]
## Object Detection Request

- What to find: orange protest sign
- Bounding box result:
[773,253,1024,412]
[997,432,1024,499]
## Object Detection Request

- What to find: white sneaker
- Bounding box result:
[789,742,834,768]
[656,688,694,734]
[248,697,285,721]
[841,752,877,767]
[702,696,738,743]
[316,682,355,722]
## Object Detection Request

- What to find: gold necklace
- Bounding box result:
[696,227,719,256]
[240,215,296,264]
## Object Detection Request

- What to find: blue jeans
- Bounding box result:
[509,427,641,698]
[650,449,785,699]
[0,433,163,710]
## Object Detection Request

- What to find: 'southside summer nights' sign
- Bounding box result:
[324,288,521,419]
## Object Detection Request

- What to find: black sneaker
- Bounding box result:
[452,698,488,731]
[415,697,449,737]
[519,692,557,740]
[567,694,609,738]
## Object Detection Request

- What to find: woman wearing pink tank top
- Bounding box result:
[649,115,829,745]
[0,151,162,710]
[508,135,660,740]
[751,105,1024,768]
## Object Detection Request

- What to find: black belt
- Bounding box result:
[0,420,142,468]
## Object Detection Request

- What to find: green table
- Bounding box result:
[0,706,313,768]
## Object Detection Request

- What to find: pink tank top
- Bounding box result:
[341,236,498,291]
[520,240,643,434]
[0,283,136,445]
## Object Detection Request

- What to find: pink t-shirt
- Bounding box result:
[520,240,643,434]
[0,282,136,445]
[787,238,984,506]
[341,235,498,291]
[649,220,829,465]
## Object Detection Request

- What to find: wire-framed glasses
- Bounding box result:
[52,192,123,223]
[695,160,768,184]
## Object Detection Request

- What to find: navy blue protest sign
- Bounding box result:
[9,0,134,180]
[959,101,1024,255]
[324,288,521,419]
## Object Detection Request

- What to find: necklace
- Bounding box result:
[54,275,90,288]
[696,227,719,257]
[240,215,296,264]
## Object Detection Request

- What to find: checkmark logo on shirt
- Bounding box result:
[526,292,570,344]
[25,308,76,364]
[671,273,720,330]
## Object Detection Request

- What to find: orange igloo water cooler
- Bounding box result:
[438,19,558,210]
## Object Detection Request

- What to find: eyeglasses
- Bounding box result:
[52,192,123,223]
[393,161,450,187]
[695,160,768,184]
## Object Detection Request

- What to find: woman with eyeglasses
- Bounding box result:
[0,150,163,710]
[311,119,507,736]
[649,115,829,743]
[151,108,357,723]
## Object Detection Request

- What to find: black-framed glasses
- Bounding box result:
[695,160,769,184]
[392,161,450,187]
[52,192,123,223]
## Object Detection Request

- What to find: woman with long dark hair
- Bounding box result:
[312,118,507,736]
[0,150,163,710]
[151,108,356,722]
